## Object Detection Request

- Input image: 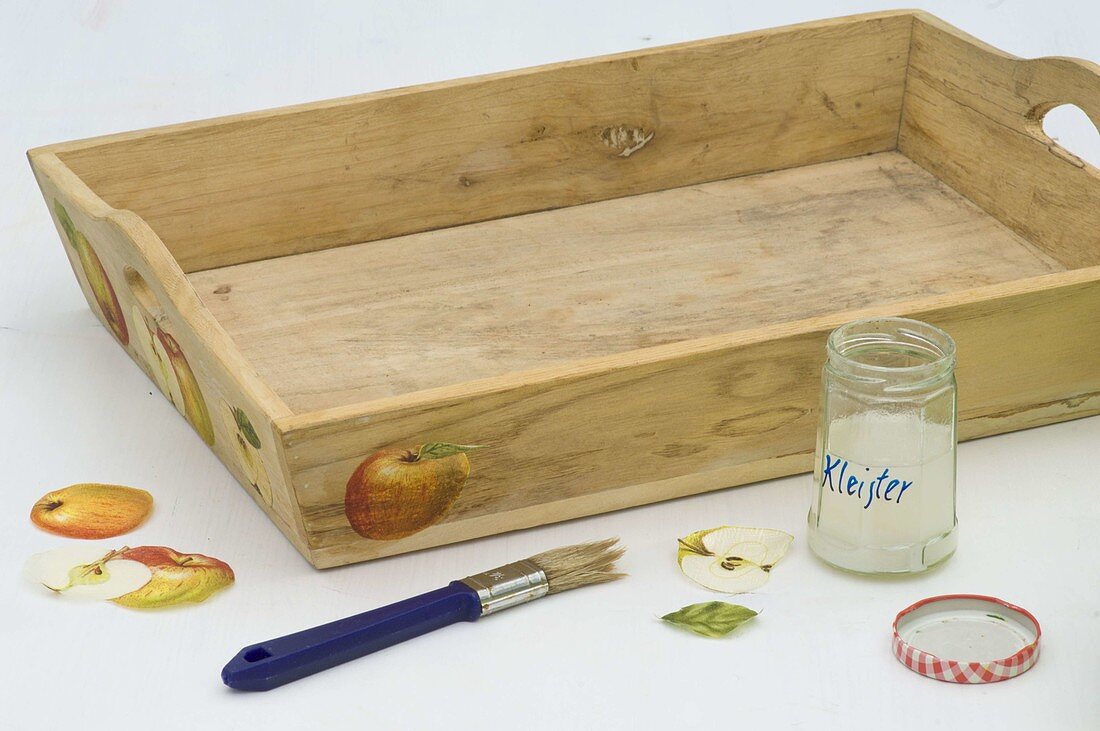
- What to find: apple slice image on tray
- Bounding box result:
[131,303,182,409]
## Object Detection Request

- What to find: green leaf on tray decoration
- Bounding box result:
[232,406,262,449]
[661,601,758,638]
[53,200,77,242]
[416,443,483,461]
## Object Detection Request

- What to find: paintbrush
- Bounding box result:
[221,538,625,691]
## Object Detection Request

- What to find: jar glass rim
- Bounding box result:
[826,317,956,377]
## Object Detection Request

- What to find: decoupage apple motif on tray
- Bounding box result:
[345,443,481,540]
[222,402,272,505]
[131,302,180,410]
[156,327,215,446]
[124,269,216,447]
[53,201,129,346]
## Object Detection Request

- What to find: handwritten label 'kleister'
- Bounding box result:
[822,454,913,510]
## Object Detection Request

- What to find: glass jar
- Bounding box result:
[808,317,958,574]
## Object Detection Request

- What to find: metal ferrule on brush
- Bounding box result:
[460,559,548,616]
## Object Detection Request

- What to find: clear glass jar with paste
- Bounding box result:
[808,317,958,574]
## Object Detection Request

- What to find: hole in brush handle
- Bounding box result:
[242,646,272,662]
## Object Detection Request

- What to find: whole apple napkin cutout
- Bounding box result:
[677,526,793,593]
[30,484,153,539]
[22,545,233,609]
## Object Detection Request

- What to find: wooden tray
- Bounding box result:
[29,11,1100,567]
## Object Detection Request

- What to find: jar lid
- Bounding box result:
[892,594,1041,683]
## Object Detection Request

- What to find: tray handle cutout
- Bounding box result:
[123,265,169,326]
[1021,57,1100,169]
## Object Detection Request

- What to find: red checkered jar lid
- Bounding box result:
[892,594,1041,683]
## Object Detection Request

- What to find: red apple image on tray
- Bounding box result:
[111,546,234,608]
[30,483,153,539]
[53,201,129,346]
[345,443,481,540]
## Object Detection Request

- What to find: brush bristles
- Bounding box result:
[527,538,625,594]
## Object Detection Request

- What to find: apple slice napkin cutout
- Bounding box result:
[677,526,793,593]
[23,545,234,609]
[23,546,152,601]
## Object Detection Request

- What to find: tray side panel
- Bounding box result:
[279,277,1100,567]
[900,13,1100,270]
[28,152,314,562]
[54,13,910,272]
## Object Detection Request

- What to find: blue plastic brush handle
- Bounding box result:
[221,581,483,691]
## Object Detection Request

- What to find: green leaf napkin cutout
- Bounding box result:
[661,601,758,638]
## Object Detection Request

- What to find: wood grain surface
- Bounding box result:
[50,12,911,272]
[900,12,1100,270]
[279,269,1100,567]
[190,152,1064,412]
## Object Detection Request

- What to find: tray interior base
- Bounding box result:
[189,151,1065,413]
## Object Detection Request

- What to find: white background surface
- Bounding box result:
[2,2,1098,729]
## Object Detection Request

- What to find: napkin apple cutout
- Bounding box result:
[345,442,481,540]
[23,546,152,601]
[30,483,153,539]
[677,526,793,593]
[112,546,234,609]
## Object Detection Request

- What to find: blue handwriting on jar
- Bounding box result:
[822,454,913,510]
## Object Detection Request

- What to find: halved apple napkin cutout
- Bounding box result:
[23,545,152,601]
[677,526,793,593]
[23,545,233,609]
